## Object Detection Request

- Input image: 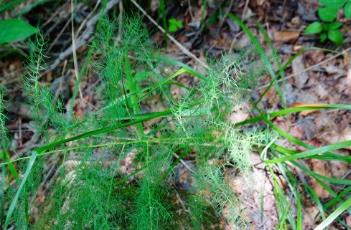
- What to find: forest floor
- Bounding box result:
[1,0,351,229]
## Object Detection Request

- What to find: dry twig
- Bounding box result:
[71,0,84,101]
[257,46,351,90]
[130,0,209,69]
[46,0,120,72]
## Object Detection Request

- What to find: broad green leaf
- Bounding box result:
[304,22,323,34]
[320,0,347,8]
[318,7,338,22]
[0,19,38,44]
[320,32,328,42]
[123,55,144,136]
[328,29,344,45]
[329,22,343,30]
[344,2,351,18]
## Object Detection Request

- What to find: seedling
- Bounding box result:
[304,0,351,45]
[168,18,183,32]
[305,21,343,45]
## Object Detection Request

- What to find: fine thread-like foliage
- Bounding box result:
[2,16,269,229]
[132,143,172,230]
[0,86,9,147]
[2,13,350,229]
[39,160,122,229]
[0,86,8,225]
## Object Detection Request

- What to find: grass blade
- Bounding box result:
[266,139,351,163]
[229,13,286,106]
[315,196,351,230]
[4,152,37,229]
[2,148,19,180]
[34,110,174,154]
[0,155,5,226]
[99,68,197,114]
[236,103,351,126]
[263,117,351,165]
[325,187,351,210]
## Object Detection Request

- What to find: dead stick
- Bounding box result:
[46,0,120,73]
[130,0,209,70]
[257,47,351,90]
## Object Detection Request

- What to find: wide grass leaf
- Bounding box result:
[266,139,351,163]
[0,19,38,44]
[4,152,37,229]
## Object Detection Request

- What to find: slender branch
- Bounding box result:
[130,0,209,70]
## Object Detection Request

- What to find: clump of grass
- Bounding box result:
[229,13,351,228]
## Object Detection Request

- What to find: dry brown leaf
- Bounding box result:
[325,127,351,150]
[309,159,331,199]
[119,149,137,175]
[256,0,265,6]
[330,160,349,178]
[303,206,319,229]
[324,65,344,75]
[229,103,250,124]
[346,215,351,227]
[346,68,351,87]
[273,31,300,42]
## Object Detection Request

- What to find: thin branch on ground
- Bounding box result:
[257,46,351,90]
[130,0,209,70]
[71,0,84,102]
[46,0,120,73]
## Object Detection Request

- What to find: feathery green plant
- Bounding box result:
[2,15,275,229]
[2,12,350,229]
